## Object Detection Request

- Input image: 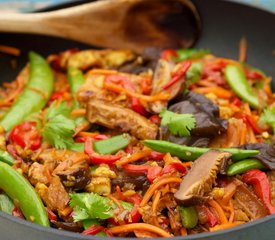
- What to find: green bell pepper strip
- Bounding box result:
[226,159,266,176]
[224,64,259,109]
[67,67,86,125]
[0,150,14,165]
[0,52,54,131]
[143,140,259,161]
[179,206,198,229]
[0,194,14,215]
[94,134,131,155]
[0,161,50,227]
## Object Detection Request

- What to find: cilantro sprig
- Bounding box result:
[160,110,196,137]
[70,192,133,222]
[42,101,76,149]
[260,105,275,133]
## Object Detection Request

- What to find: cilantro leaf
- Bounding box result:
[70,193,114,222]
[160,110,196,137]
[260,105,275,133]
[42,101,76,149]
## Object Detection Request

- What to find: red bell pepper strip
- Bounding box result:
[105,75,147,116]
[123,164,162,183]
[9,121,42,150]
[149,115,161,125]
[244,115,263,134]
[246,70,264,80]
[161,49,178,61]
[84,138,121,165]
[242,169,275,214]
[140,78,152,95]
[231,97,241,107]
[202,205,219,227]
[46,207,57,221]
[149,151,165,161]
[49,91,64,103]
[162,60,192,90]
[83,225,105,235]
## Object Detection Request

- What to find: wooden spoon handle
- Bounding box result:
[0,1,127,45]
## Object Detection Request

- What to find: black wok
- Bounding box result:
[0,0,275,239]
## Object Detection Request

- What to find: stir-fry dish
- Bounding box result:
[0,47,275,238]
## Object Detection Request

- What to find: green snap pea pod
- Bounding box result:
[67,67,86,125]
[224,64,259,109]
[94,134,131,155]
[0,52,54,131]
[0,161,50,227]
[143,140,259,161]
[0,194,14,214]
[179,206,198,229]
[226,159,266,176]
[0,150,14,165]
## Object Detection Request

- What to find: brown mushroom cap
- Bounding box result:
[174,150,231,205]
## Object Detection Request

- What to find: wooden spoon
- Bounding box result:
[0,0,201,53]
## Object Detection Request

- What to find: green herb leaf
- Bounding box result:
[70,193,114,222]
[160,110,196,137]
[184,62,203,92]
[176,49,211,62]
[260,105,275,133]
[42,101,76,149]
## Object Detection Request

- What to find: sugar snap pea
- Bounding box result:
[0,161,50,226]
[143,140,259,161]
[179,206,198,229]
[67,67,86,125]
[0,52,54,131]
[0,150,14,165]
[226,159,266,176]
[94,134,131,155]
[0,194,14,215]
[224,64,259,109]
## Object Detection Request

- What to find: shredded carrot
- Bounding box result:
[209,222,242,232]
[0,45,21,56]
[247,126,257,143]
[181,227,187,236]
[29,87,49,99]
[108,195,123,211]
[220,182,237,205]
[109,223,171,237]
[152,191,161,227]
[104,82,170,102]
[239,37,247,63]
[71,108,86,116]
[193,87,233,99]
[74,121,90,136]
[116,148,152,166]
[59,206,73,217]
[140,177,181,207]
[77,131,99,138]
[181,161,193,168]
[228,200,235,223]
[208,200,228,224]
[86,69,118,76]
[240,123,247,145]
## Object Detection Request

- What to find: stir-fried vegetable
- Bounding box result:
[0,47,274,238]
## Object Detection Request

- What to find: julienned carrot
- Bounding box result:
[239,37,247,63]
[209,222,242,232]
[140,177,181,207]
[86,68,118,76]
[220,182,237,205]
[0,45,21,56]
[71,108,86,116]
[228,200,235,223]
[193,87,233,99]
[116,148,152,166]
[77,131,99,137]
[108,195,123,211]
[208,200,228,224]
[152,191,161,227]
[109,223,171,237]
[104,82,170,102]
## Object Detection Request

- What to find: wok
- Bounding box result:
[0,0,275,239]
